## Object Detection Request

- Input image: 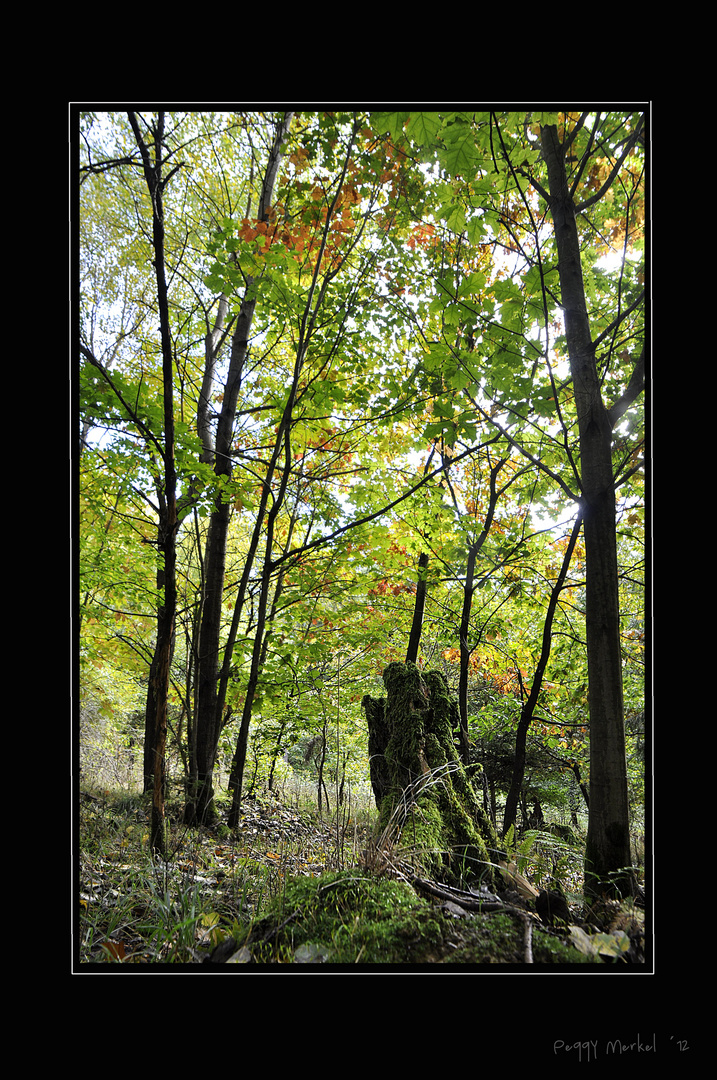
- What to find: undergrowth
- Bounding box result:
[76,784,642,966]
[77,785,376,964]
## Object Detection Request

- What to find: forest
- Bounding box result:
[76,107,648,968]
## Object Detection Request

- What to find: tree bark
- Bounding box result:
[405,552,429,666]
[540,124,633,896]
[185,112,294,825]
[502,510,583,837]
[142,557,168,794]
[362,661,499,888]
[128,111,178,856]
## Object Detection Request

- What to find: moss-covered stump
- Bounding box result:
[362,661,500,888]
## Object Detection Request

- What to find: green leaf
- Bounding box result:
[455,415,477,443]
[432,398,455,419]
[536,111,560,128]
[466,216,488,244]
[533,389,557,417]
[375,112,409,143]
[204,272,226,293]
[458,271,486,297]
[424,417,457,445]
[406,112,443,146]
[439,120,481,176]
[438,200,466,234]
[492,277,522,303]
[424,422,446,441]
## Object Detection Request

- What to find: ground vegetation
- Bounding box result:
[77,107,648,967]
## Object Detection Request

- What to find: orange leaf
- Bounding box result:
[102,940,125,961]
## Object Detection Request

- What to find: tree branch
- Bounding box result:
[80,344,165,459]
[575,114,645,215]
[607,345,646,428]
[592,291,645,351]
[270,439,497,572]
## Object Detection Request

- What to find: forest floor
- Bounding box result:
[76,785,645,968]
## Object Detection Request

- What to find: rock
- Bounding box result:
[535,889,571,926]
[205,936,239,964]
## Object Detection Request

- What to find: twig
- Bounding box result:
[523,915,534,963]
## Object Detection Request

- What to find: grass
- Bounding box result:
[76,782,643,967]
[77,784,378,964]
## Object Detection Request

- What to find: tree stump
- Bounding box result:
[362,661,499,888]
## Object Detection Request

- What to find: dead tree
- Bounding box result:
[362,661,500,888]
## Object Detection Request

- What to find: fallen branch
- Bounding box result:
[410,874,535,919]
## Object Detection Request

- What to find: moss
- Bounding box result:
[530,928,599,965]
[440,914,597,965]
[442,912,524,963]
[238,870,446,965]
[368,662,499,887]
[228,869,600,966]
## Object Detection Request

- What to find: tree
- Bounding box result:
[537,116,645,897]
[127,112,181,854]
[78,109,646,904]
[362,660,500,888]
[185,112,294,825]
[80,111,185,854]
[367,109,645,896]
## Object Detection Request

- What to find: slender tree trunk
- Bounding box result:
[405,447,438,667]
[186,113,293,825]
[457,544,478,766]
[317,720,330,814]
[541,124,632,896]
[190,504,231,823]
[405,552,429,665]
[128,111,178,856]
[143,559,166,793]
[225,119,362,826]
[501,511,583,837]
[457,459,503,765]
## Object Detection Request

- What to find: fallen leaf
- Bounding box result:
[101,940,125,961]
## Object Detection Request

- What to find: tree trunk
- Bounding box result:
[457,458,503,766]
[405,448,438,667]
[142,561,164,794]
[186,112,293,826]
[188,506,230,824]
[541,125,632,897]
[142,555,176,797]
[362,661,499,888]
[502,511,583,837]
[405,552,429,666]
[128,111,178,856]
[362,691,392,809]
